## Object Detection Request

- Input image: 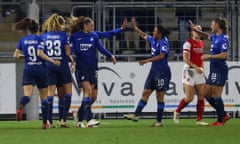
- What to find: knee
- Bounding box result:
[185,95,194,103]
[142,91,151,101]
[83,87,92,96]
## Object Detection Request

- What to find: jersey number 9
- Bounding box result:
[46,40,62,57]
[28,46,37,62]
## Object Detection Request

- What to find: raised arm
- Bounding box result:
[131,17,148,40]
[189,20,210,39]
[96,18,127,39]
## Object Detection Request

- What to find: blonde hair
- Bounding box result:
[69,16,93,34]
[42,13,65,32]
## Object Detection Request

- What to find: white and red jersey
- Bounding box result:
[183,38,204,68]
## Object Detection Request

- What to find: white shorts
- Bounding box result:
[182,67,206,86]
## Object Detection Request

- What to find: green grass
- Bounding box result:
[0,119,239,144]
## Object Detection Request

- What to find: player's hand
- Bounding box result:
[201,54,211,60]
[121,18,128,30]
[53,60,61,66]
[139,60,147,65]
[111,55,117,65]
[189,20,195,31]
[131,17,137,29]
[18,54,25,59]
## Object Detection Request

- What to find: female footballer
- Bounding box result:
[40,13,74,128]
[173,24,208,126]
[70,16,116,128]
[189,18,230,126]
[124,17,171,127]
[72,17,127,126]
[14,18,60,129]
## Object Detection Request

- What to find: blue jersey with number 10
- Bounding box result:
[39,31,69,67]
[16,34,44,69]
[210,34,229,72]
[147,36,170,74]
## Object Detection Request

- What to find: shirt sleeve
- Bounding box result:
[96,28,122,39]
[220,36,229,52]
[16,39,22,50]
[147,35,154,43]
[63,32,69,46]
[37,36,45,50]
[94,34,112,58]
[69,35,75,54]
[210,34,214,42]
[183,41,191,53]
[160,42,169,54]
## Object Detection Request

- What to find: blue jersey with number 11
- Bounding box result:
[16,34,44,69]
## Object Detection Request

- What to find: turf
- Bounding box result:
[0,119,239,144]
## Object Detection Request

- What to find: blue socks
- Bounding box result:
[41,99,49,124]
[214,97,225,123]
[157,102,165,122]
[20,96,30,107]
[206,96,227,116]
[77,105,84,122]
[47,96,53,124]
[82,97,92,122]
[134,99,147,116]
[63,94,72,122]
[58,98,64,121]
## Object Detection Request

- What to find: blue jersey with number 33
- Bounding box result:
[39,31,69,67]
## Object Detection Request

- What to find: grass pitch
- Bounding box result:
[0,119,239,144]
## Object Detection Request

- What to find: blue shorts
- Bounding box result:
[48,65,72,86]
[206,70,228,86]
[144,72,171,91]
[22,67,48,89]
[75,68,98,88]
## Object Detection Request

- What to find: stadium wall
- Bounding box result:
[1,62,240,119]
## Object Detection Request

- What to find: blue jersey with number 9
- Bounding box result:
[16,34,44,69]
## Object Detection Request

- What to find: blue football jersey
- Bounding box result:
[39,31,69,66]
[210,34,229,71]
[147,36,170,73]
[70,32,112,70]
[70,28,122,54]
[16,34,44,68]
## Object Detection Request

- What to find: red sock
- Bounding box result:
[197,99,204,121]
[176,99,188,113]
